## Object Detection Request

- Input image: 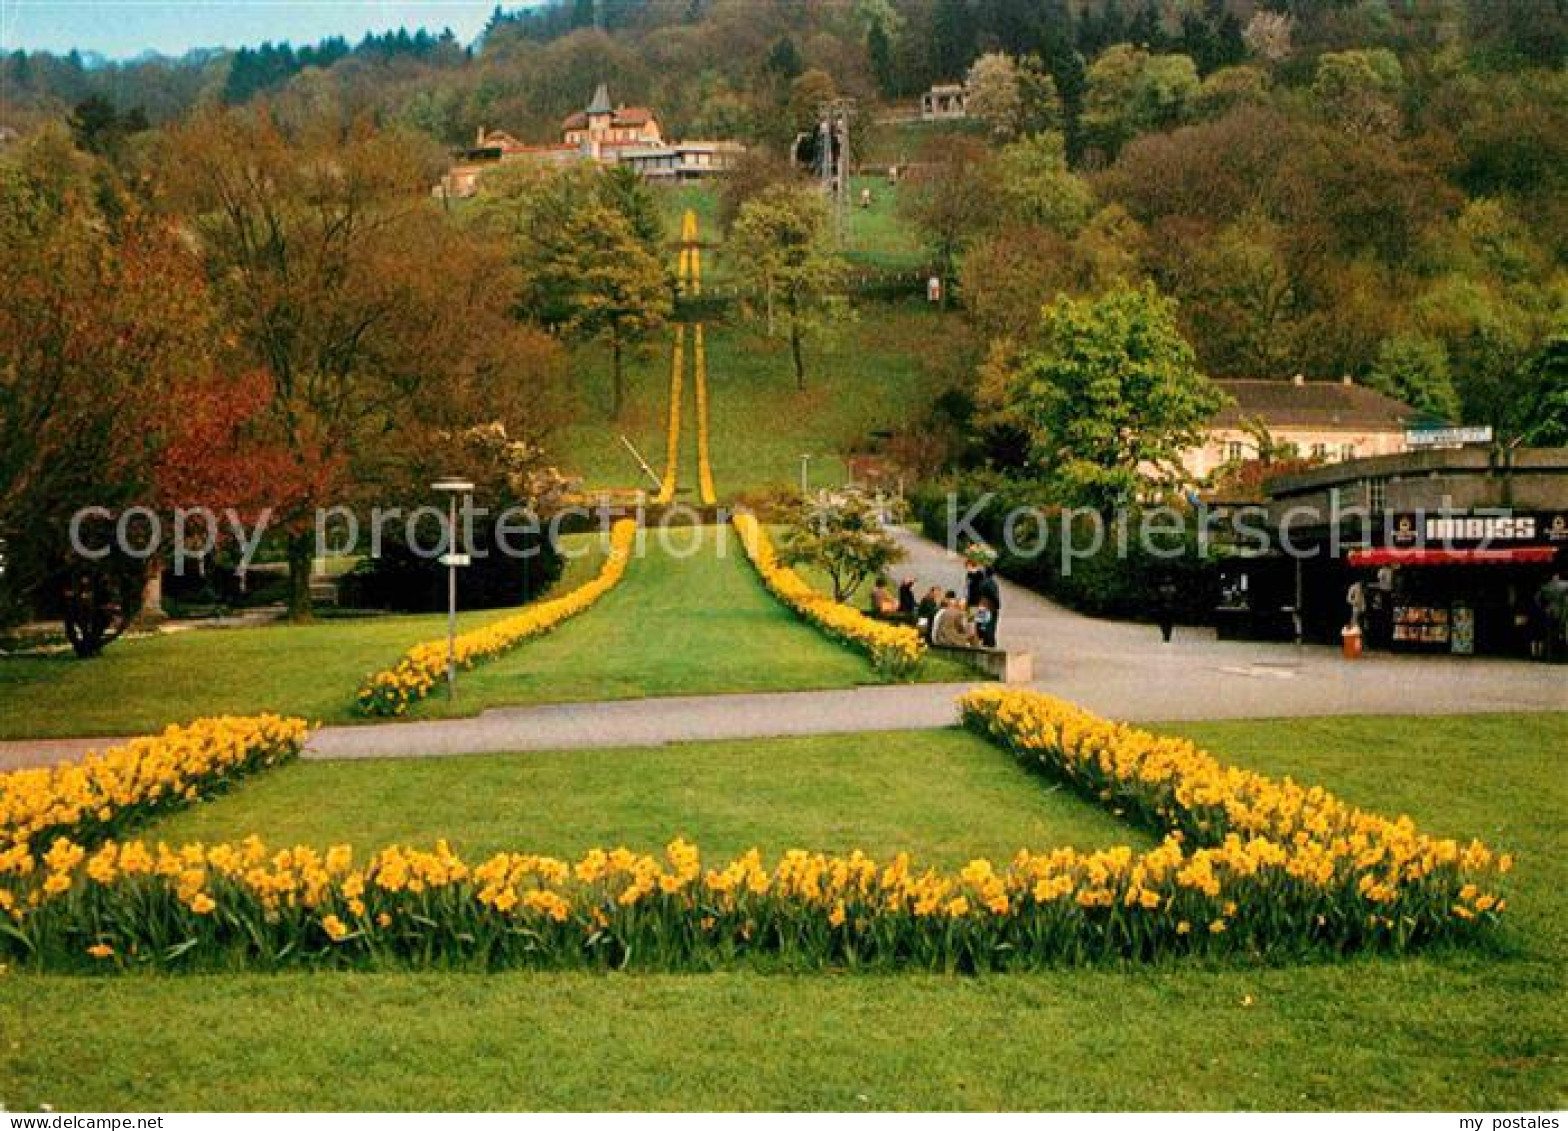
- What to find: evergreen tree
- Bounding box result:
[868,20,895,95]
[931,0,976,79]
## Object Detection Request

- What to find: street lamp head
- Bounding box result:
[431,477,475,494]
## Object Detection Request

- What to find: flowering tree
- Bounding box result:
[779,489,905,604]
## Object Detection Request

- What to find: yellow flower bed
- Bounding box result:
[0,715,307,855]
[355,519,638,716]
[653,327,684,505]
[694,323,717,505]
[0,692,1511,971]
[959,688,1511,939]
[731,513,925,678]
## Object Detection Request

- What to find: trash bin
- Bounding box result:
[1341,626,1363,659]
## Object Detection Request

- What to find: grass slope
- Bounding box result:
[1,713,1562,1109]
[553,302,971,494]
[151,729,1144,864]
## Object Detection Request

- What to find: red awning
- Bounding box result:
[1349,546,1560,567]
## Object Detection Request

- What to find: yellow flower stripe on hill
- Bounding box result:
[355,520,638,716]
[694,323,717,505]
[0,715,307,854]
[680,208,701,297]
[653,327,685,505]
[731,513,924,678]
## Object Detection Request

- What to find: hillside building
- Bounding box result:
[920,82,968,120]
[436,84,742,198]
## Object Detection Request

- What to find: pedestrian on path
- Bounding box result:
[965,555,1001,648]
[916,585,943,640]
[1346,579,1367,633]
[1536,570,1568,662]
[1155,575,1179,644]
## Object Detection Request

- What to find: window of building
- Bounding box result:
[1311,443,1329,459]
[1225,440,1247,462]
[1367,478,1387,511]
[1340,443,1357,462]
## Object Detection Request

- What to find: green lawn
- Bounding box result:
[553,302,973,493]
[151,729,1142,864]
[652,179,928,284]
[1,712,1562,1109]
[843,175,928,272]
[0,607,508,740]
[0,534,610,740]
[0,524,969,739]
[411,523,973,718]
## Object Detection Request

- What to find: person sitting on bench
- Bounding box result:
[868,578,899,619]
[930,592,981,648]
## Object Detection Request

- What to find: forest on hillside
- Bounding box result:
[3,0,1566,433]
[2,0,1566,640]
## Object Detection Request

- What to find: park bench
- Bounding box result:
[867,610,1033,683]
[930,643,1034,684]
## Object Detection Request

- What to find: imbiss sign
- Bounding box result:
[1389,512,1568,547]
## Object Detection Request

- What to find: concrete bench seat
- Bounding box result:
[930,644,1033,684]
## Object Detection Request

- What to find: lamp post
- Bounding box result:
[432,477,475,701]
[800,453,812,498]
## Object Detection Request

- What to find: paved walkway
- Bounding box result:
[888,526,1567,723]
[2,526,1561,770]
[306,684,979,761]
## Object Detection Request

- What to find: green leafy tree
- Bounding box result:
[1016,53,1065,136]
[1002,282,1226,508]
[535,201,671,419]
[1176,213,1301,378]
[787,68,838,137]
[899,134,997,307]
[731,184,846,389]
[478,163,671,420]
[1366,334,1460,422]
[930,0,976,82]
[1194,65,1270,120]
[1521,335,1568,447]
[965,52,1024,140]
[1082,45,1200,157]
[779,489,905,603]
[1311,49,1404,138]
[994,131,1093,236]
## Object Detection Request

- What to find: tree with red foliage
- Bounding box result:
[0,128,213,655]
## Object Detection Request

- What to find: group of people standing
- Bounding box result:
[868,554,1003,650]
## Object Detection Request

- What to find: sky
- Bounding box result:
[1,1,503,59]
